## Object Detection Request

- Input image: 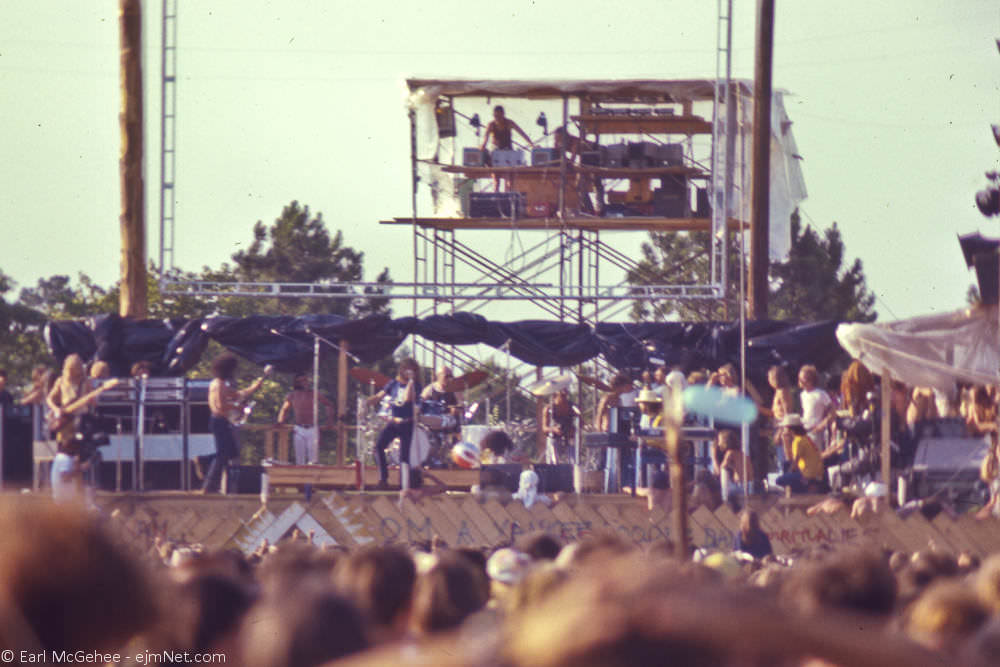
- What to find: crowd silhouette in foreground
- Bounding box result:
[1,499,999,667]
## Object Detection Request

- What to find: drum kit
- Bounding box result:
[353,366,490,467]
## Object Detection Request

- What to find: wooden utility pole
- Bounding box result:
[119,0,147,318]
[749,0,774,320]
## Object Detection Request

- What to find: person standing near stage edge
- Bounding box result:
[199,354,269,494]
[278,373,336,465]
[367,358,422,489]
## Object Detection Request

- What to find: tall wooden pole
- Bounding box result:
[119,0,147,318]
[881,368,892,500]
[749,0,774,320]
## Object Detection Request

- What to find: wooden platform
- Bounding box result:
[380,216,747,232]
[259,465,604,498]
[94,490,1000,560]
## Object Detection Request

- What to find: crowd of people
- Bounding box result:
[1,497,999,666]
[576,358,1000,522]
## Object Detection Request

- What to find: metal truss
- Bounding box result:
[159,279,722,301]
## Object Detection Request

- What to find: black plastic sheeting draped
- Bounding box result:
[44,312,843,379]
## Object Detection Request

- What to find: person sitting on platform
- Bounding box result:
[774,414,825,495]
[366,358,421,489]
[733,509,772,560]
[199,354,268,494]
[481,105,533,192]
[542,388,575,464]
[277,373,336,465]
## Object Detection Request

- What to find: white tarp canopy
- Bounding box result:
[836,307,1000,390]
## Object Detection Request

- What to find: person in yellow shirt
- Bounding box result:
[776,414,825,494]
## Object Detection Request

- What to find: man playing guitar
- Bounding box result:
[198,354,270,494]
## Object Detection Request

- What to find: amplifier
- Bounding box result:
[463,147,485,167]
[469,192,525,218]
[491,149,525,167]
[695,188,711,217]
[480,464,522,492]
[653,193,687,218]
[527,202,557,218]
[1,410,33,485]
[225,465,264,495]
[605,143,627,167]
[533,464,573,493]
[657,143,684,166]
[531,148,560,166]
[580,150,603,166]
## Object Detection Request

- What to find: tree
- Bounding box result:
[627,230,742,321]
[627,209,877,323]
[224,201,392,318]
[769,211,877,323]
[0,270,50,388]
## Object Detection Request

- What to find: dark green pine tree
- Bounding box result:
[627,209,877,323]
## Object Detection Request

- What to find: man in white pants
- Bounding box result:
[277,374,336,464]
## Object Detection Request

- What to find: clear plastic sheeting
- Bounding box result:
[836,307,1000,390]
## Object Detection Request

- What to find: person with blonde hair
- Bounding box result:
[46,354,90,447]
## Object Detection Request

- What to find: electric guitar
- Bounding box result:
[48,378,122,436]
[228,364,274,425]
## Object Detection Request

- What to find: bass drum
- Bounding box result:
[410,425,432,466]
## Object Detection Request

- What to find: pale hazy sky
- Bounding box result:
[2,1,998,322]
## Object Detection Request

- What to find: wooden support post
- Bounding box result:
[665,394,689,560]
[748,0,774,320]
[337,341,349,464]
[118,0,146,318]
[881,368,892,498]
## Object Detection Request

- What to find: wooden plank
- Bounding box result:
[433,497,492,548]
[481,499,522,547]
[368,495,414,546]
[691,505,732,552]
[884,512,935,555]
[460,497,510,547]
[564,497,611,533]
[549,501,600,543]
[712,504,741,536]
[380,216,745,233]
[400,496,460,548]
[960,515,1000,555]
[930,515,981,557]
[322,494,375,547]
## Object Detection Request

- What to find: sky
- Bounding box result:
[1,0,998,324]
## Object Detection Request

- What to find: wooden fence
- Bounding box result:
[100,492,1000,560]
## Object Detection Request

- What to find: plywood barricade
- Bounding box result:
[96,492,1000,560]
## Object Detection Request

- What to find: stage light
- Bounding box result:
[536,112,548,134]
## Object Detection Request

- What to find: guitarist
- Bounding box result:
[46,354,93,447]
[199,353,268,494]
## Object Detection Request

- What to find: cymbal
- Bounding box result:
[526,373,573,397]
[349,367,390,387]
[444,369,489,393]
[576,374,612,392]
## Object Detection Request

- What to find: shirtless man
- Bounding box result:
[277,373,336,464]
[199,354,269,493]
[481,105,533,192]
